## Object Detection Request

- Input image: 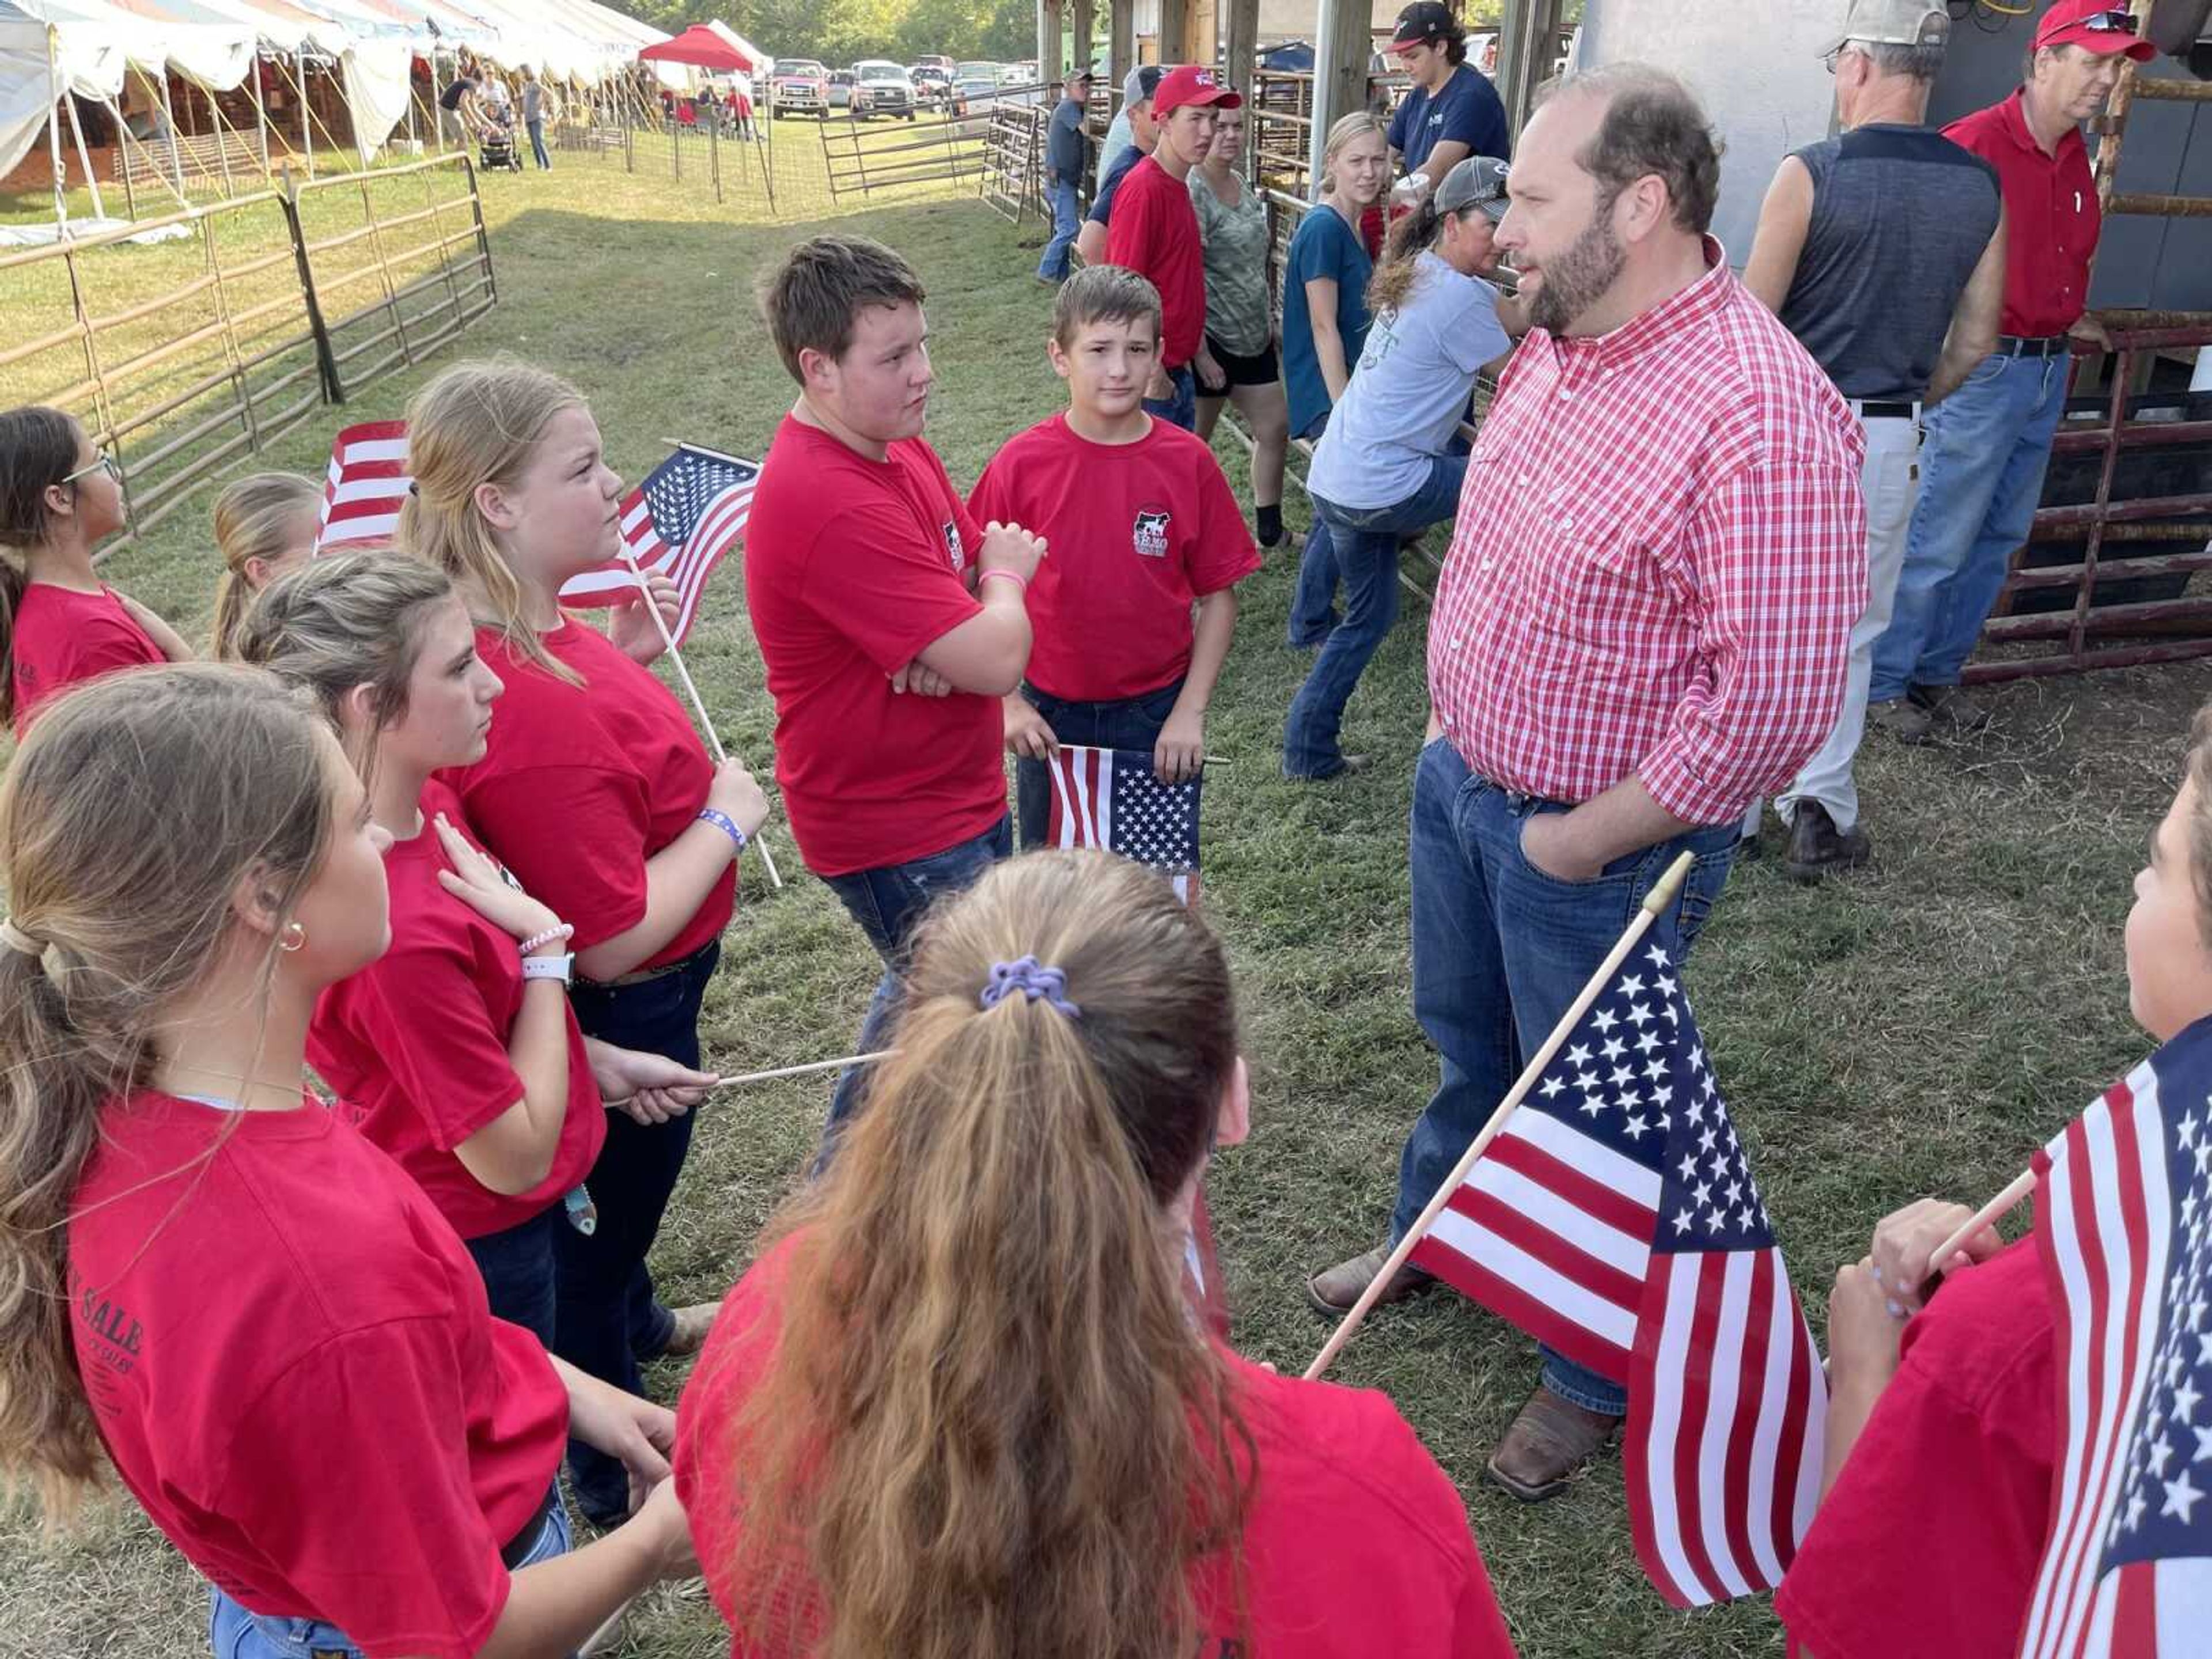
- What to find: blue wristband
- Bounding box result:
[698,807,748,853]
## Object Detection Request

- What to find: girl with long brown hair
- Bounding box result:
[0,404,189,735]
[0,664,696,1658]
[672,852,1517,1659]
[398,357,769,1527]
[209,470,320,658]
[234,550,716,1347]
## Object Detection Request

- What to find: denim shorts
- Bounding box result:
[206,1493,571,1658]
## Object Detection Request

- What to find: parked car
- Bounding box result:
[772,59,829,118]
[851,60,917,121]
[827,69,856,112]
[912,54,955,75]
[953,60,1002,116]
[910,63,953,105]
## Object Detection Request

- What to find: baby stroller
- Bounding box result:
[478,116,524,173]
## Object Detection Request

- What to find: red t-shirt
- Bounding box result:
[9,581,164,737]
[1945,91,2099,338]
[743,415,1003,878]
[672,1234,1517,1658]
[1105,156,1208,370]
[69,1090,568,1659]
[968,414,1258,702]
[449,617,734,969]
[1776,1235,2056,1659]
[309,781,607,1240]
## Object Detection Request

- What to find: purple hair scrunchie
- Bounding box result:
[978,955,1082,1020]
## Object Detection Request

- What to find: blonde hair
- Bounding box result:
[1316,111,1385,200]
[715,852,1255,1659]
[395,358,586,685]
[210,472,321,660]
[0,665,335,1516]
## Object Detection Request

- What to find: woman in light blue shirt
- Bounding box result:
[1284,156,1517,781]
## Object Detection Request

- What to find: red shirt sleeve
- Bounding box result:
[966,452,1013,534]
[340,945,523,1150]
[458,764,651,950]
[214,1321,516,1659]
[797,499,984,675]
[1187,450,1262,597]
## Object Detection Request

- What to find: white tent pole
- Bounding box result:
[293,47,313,177]
[46,26,67,231]
[431,44,446,154]
[252,49,272,180]
[62,81,105,219]
[154,65,185,191]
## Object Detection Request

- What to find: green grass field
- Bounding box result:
[3,149,2207,1658]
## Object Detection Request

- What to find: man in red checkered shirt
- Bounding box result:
[1307,65,1866,1503]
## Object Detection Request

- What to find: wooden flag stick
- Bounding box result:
[1305,849,1700,1383]
[712,1049,896,1088]
[618,550,784,890]
[1926,1166,2036,1287]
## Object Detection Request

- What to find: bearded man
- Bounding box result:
[1304,65,1868,1504]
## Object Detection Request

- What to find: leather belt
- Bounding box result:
[499,1486,558,1570]
[1997,334,2071,358]
[1852,399,1918,419]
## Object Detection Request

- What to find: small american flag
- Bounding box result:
[560,444,759,646]
[1044,744,1201,906]
[315,419,410,549]
[1409,944,1824,1607]
[2019,1030,2212,1658]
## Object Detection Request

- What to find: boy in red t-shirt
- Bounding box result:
[744,234,1047,1137]
[970,266,1258,847]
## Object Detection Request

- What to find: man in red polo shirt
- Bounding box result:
[1105,64,1238,432]
[1866,0,2149,743]
[745,233,1046,1139]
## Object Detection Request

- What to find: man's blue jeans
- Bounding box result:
[1283,453,1468,779]
[1144,365,1197,432]
[1015,677,1185,847]
[1397,738,1738,1414]
[1038,178,1080,281]
[1870,349,2069,701]
[819,816,1013,1148]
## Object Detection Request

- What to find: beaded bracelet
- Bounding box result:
[517,922,574,959]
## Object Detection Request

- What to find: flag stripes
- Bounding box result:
[316,420,410,548]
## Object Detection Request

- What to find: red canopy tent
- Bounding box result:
[637,25,755,74]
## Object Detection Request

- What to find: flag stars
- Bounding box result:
[1540,1075,1566,1100]
[2164,1471,2205,1525]
[1619,976,1645,998]
[1645,945,1672,969]
[1626,1115,1650,1141]
[1600,1036,1627,1064]
[1636,1029,1662,1055]
[2151,1435,2178,1478]
[2176,1377,2203,1425]
[1593,1009,1620,1035]
[2194,1423,2212,1464]
[1672,1208,1693,1235]
[1567,1044,1593,1069]
[1699,1126,1719,1154]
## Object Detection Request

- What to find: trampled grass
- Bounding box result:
[3,151,2207,1658]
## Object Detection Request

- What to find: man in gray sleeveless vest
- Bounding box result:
[1741,0,2004,880]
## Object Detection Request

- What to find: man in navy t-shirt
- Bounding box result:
[1385,2,1511,191]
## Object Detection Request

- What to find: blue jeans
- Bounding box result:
[1870,349,2069,700]
[1038,178,1079,279]
[558,940,720,1522]
[1144,365,1197,432]
[207,1492,571,1656]
[1014,677,1186,847]
[1283,454,1468,779]
[465,1205,559,1349]
[525,116,550,168]
[1397,739,1738,1414]
[819,816,1013,1146]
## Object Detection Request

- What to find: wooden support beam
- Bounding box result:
[1496,0,1568,134]
[1039,0,1064,82]
[1109,0,1134,88]
[1222,0,1258,96]
[1308,0,1374,187]
[1073,0,1094,73]
[1161,0,1188,65]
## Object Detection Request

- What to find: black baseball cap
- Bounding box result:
[1435,155,1510,222]
[1389,2,1457,53]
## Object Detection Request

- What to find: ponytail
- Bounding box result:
[395,358,586,687]
[1366,192,1449,315]
[0,665,335,1517]
[210,472,321,660]
[718,852,1253,1659]
[0,406,85,727]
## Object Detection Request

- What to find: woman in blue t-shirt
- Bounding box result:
[1284,157,1516,782]
[1282,113,1389,659]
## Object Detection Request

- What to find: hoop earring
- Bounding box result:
[278,921,307,955]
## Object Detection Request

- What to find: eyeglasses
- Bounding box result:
[2078,9,2141,33]
[1821,43,1861,74]
[62,452,119,487]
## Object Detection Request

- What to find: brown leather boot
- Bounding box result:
[1485,1383,1623,1502]
[1304,1244,1433,1317]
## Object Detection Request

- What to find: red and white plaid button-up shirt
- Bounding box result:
[1429,241,1868,825]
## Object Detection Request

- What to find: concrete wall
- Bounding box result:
[1578,0,2211,312]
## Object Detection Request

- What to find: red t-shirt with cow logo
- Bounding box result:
[968,413,1258,703]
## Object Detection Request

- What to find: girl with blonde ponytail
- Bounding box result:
[208,470,320,658]
[398,357,769,1526]
[672,852,1517,1659]
[0,664,697,1659]
[233,549,715,1346]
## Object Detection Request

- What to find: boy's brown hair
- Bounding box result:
[1051,265,1162,351]
[760,235,927,383]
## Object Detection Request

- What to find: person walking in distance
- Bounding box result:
[1740,0,2005,880]
[1305,66,1866,1503]
[1865,0,2150,744]
[1038,69,1094,285]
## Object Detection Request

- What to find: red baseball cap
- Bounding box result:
[1153,64,1242,115]
[2034,0,2157,60]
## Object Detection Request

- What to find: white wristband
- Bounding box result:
[520,952,573,986]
